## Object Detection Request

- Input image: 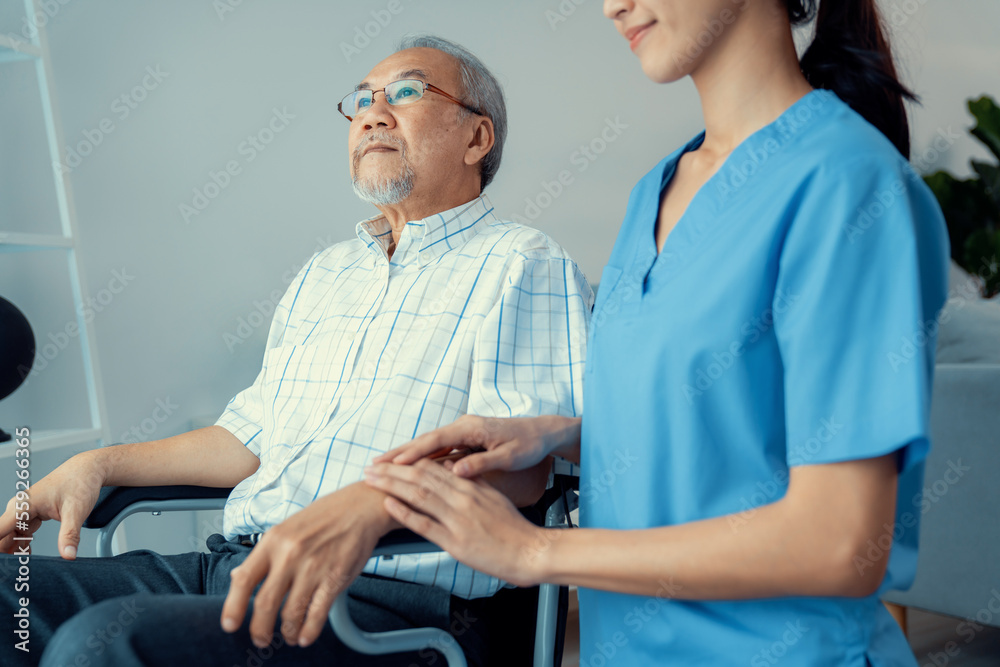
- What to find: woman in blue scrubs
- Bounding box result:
[365,0,950,664]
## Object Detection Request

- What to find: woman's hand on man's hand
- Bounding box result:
[372,414,581,478]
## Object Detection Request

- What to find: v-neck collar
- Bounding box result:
[637,89,837,291]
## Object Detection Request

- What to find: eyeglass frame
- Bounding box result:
[338,79,482,121]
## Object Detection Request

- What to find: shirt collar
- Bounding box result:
[356,195,497,266]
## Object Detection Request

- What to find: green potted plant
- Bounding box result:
[924,95,1000,298]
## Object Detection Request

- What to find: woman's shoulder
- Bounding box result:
[775,93,947,252]
[782,89,913,178]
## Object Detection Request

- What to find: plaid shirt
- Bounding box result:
[215,195,592,598]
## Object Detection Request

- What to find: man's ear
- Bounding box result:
[464,116,495,168]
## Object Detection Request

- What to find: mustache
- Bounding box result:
[352,132,407,170]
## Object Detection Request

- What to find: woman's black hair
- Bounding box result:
[788,0,917,158]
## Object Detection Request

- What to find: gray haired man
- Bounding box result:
[0,36,592,667]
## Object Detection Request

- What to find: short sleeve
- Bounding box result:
[467,255,593,420]
[774,154,949,473]
[213,253,318,455]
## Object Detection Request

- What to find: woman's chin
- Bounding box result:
[639,57,691,85]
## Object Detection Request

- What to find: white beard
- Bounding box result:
[352,164,415,205]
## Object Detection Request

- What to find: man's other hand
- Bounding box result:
[0,451,107,559]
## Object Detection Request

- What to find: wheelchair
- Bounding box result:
[82,474,578,667]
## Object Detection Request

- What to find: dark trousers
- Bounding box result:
[0,534,488,667]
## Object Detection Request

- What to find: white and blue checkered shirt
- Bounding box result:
[215,195,592,599]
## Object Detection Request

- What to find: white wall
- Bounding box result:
[2,0,998,554]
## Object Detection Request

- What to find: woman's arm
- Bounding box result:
[538,453,898,599]
[375,414,582,472]
[365,451,899,599]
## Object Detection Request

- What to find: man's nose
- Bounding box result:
[362,92,396,130]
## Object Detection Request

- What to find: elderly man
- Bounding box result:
[0,36,591,666]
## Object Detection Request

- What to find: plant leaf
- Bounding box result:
[925,171,995,266]
[963,229,1000,298]
[969,95,1000,163]
[971,160,1000,211]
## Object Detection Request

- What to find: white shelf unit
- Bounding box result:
[0,0,110,459]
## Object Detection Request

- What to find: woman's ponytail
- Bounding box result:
[788,0,917,158]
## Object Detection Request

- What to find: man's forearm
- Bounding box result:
[89,425,260,488]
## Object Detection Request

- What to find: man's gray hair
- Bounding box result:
[396,35,507,191]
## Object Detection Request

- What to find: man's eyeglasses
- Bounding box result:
[338,79,481,121]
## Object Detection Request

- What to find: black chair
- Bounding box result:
[83,476,578,667]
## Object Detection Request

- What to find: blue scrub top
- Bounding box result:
[579,90,950,666]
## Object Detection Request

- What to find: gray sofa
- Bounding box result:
[882,262,1000,626]
[882,363,1000,626]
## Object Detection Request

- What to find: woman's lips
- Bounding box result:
[628,23,654,51]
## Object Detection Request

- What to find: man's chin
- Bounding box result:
[352,177,413,206]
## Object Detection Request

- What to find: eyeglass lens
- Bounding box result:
[343,80,426,117]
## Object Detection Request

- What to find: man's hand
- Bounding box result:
[0,451,107,559]
[220,481,399,649]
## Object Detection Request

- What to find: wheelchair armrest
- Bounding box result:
[83,485,233,529]
[372,528,440,557]
[83,471,577,531]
